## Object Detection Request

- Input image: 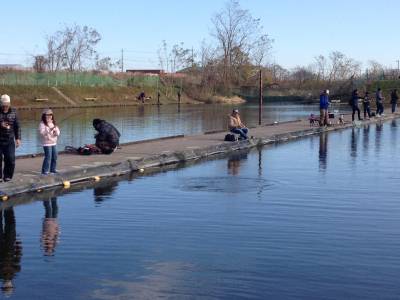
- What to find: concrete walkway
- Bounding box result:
[1,113,399,199]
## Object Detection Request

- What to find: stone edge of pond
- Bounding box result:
[1,114,399,201]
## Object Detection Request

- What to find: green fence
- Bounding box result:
[0,72,160,88]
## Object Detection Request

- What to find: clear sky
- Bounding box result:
[1,0,399,70]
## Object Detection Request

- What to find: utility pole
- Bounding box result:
[191,47,194,69]
[397,60,400,78]
[259,69,263,126]
[121,49,124,73]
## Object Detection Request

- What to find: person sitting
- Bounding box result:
[138,91,146,103]
[228,109,249,140]
[308,113,319,126]
[92,119,121,154]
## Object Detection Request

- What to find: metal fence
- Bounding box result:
[0,72,160,88]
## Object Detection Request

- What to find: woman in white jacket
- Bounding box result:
[38,109,60,175]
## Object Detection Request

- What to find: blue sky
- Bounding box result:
[2,0,399,70]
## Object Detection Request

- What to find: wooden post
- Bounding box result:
[259,69,263,125]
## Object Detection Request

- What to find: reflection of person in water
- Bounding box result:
[350,128,358,158]
[227,152,248,176]
[319,133,328,171]
[227,159,241,176]
[0,208,22,296]
[41,198,59,256]
[94,180,119,204]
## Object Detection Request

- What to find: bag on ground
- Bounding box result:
[224,133,238,142]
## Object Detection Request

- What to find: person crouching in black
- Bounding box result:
[92,119,120,154]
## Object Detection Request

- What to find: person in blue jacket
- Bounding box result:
[319,89,330,126]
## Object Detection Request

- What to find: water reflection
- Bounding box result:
[375,122,383,156]
[227,152,248,176]
[41,198,60,256]
[390,120,397,149]
[350,128,358,160]
[94,180,119,204]
[0,208,22,297]
[362,125,370,156]
[319,133,328,171]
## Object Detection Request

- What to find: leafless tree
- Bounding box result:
[291,66,315,87]
[171,43,192,72]
[45,33,65,71]
[211,0,271,87]
[327,51,360,82]
[251,34,273,67]
[367,60,384,79]
[44,24,101,72]
[95,56,114,72]
[314,55,327,81]
[33,55,47,72]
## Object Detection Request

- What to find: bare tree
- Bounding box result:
[171,43,192,72]
[44,24,101,72]
[251,34,273,67]
[63,25,101,71]
[211,0,270,87]
[314,55,327,81]
[291,66,315,88]
[327,51,360,82]
[95,56,114,72]
[33,55,47,72]
[367,60,384,79]
[45,33,66,71]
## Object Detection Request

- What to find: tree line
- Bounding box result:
[30,0,398,99]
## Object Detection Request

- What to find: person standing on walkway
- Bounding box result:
[390,89,398,113]
[228,109,249,140]
[0,95,21,182]
[376,88,385,116]
[350,89,362,121]
[39,109,60,175]
[319,89,330,126]
[363,91,371,119]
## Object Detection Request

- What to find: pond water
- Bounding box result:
[16,102,323,155]
[1,119,399,299]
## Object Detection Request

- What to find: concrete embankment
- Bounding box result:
[1,113,399,202]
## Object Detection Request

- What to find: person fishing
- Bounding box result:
[92,119,120,154]
[350,89,362,122]
[390,89,398,113]
[376,87,385,116]
[319,89,330,126]
[363,91,371,119]
[228,109,249,140]
[38,109,60,175]
[0,95,21,182]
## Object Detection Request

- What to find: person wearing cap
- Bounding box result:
[0,95,21,182]
[319,89,330,126]
[228,109,249,140]
[92,119,120,154]
[38,109,60,175]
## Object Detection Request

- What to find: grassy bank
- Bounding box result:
[0,85,201,108]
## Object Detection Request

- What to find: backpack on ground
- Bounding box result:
[224,133,238,142]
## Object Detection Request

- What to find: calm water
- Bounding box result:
[1,120,399,299]
[16,103,319,155]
